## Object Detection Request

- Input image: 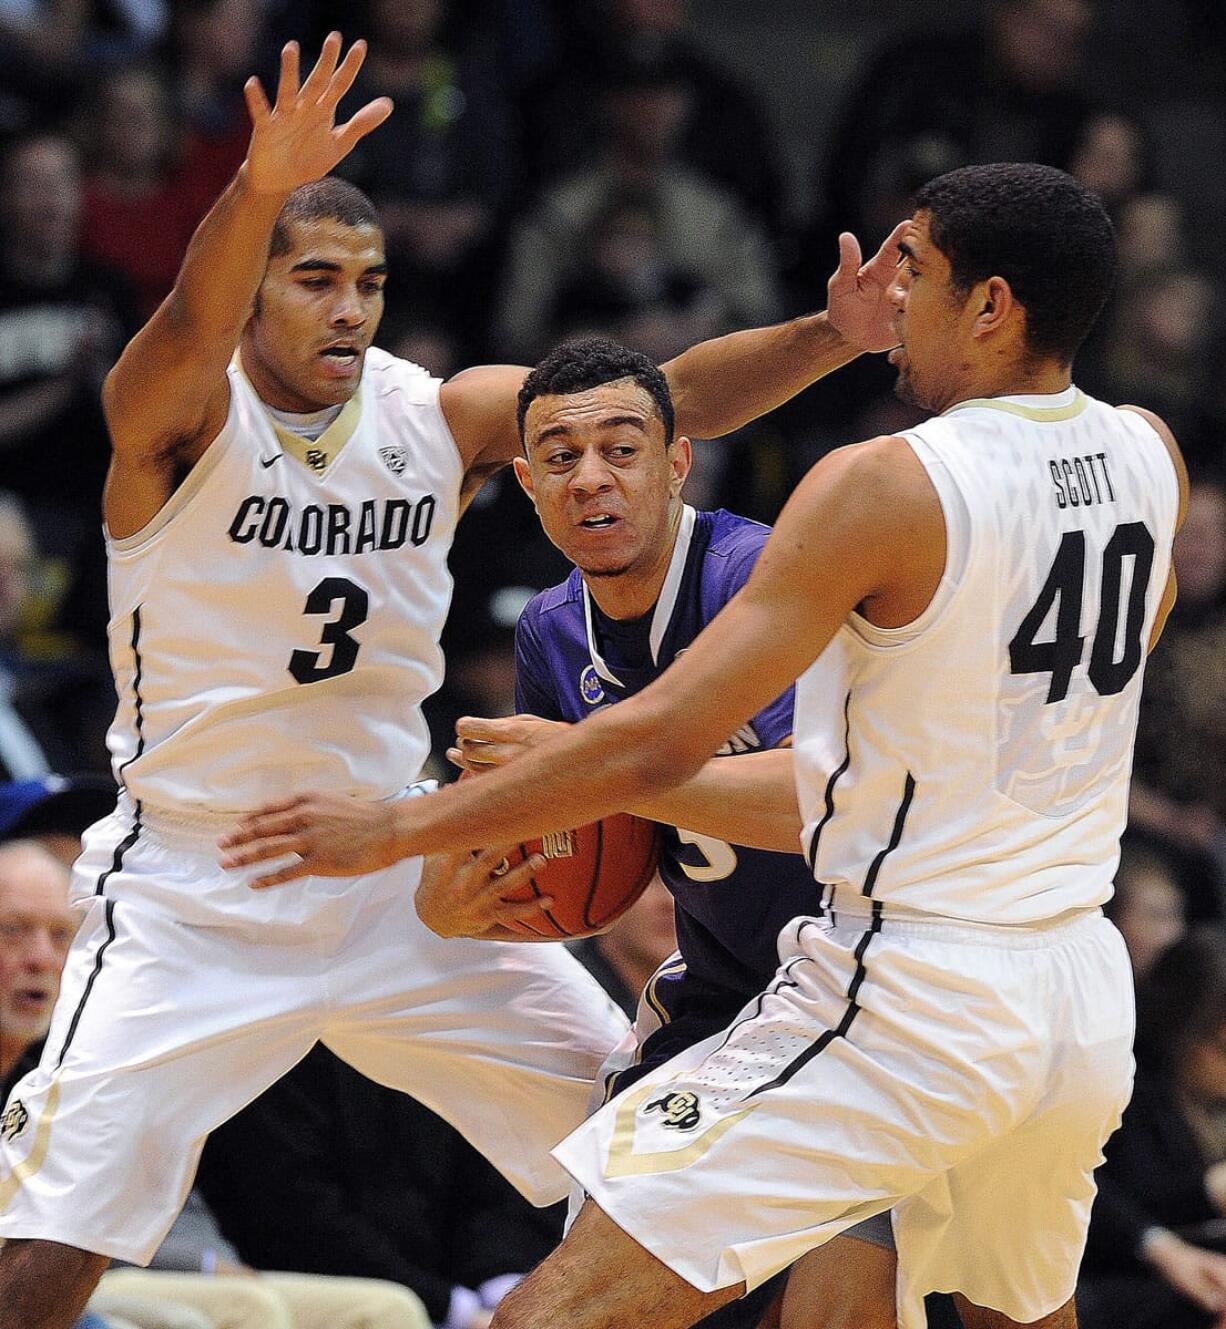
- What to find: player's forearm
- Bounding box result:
[625,749,802,853]
[162,165,290,341]
[661,312,859,439]
[392,700,703,859]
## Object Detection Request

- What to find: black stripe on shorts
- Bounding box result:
[748,773,915,1098]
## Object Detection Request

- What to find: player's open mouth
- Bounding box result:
[579,515,618,529]
[320,344,361,373]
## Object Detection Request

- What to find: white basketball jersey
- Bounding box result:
[105,347,463,815]
[793,387,1179,924]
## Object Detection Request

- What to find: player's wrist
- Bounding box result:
[234,161,296,206]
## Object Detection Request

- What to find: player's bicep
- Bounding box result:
[441,364,530,474]
[103,302,232,464]
[627,439,933,768]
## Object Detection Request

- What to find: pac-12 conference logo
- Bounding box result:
[579,664,605,705]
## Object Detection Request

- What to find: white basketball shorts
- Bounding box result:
[0,796,628,1263]
[554,904,1134,1328]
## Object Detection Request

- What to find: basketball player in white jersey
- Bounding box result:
[0,31,915,1329]
[225,162,1187,1329]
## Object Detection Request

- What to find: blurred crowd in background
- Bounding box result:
[1,1,1226,1326]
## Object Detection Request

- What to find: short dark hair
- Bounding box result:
[517,337,675,446]
[914,162,1116,365]
[269,178,381,257]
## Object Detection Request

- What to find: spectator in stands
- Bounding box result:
[805,0,1100,296]
[515,0,786,237]
[197,1042,562,1329]
[337,0,513,342]
[0,837,74,1092]
[570,874,678,1019]
[494,62,779,363]
[1081,927,1226,1328]
[545,193,723,362]
[1107,841,1188,979]
[163,0,271,206]
[0,132,138,651]
[0,494,112,777]
[1132,472,1226,884]
[79,63,220,317]
[1099,264,1216,412]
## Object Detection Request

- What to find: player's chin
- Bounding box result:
[578,555,639,579]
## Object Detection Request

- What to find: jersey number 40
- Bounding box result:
[1008,521,1155,705]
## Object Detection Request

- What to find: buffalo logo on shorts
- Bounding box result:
[1,1098,29,1143]
[580,665,605,706]
[379,445,409,477]
[644,1089,701,1132]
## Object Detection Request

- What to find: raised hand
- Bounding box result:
[242,32,393,196]
[826,219,909,354]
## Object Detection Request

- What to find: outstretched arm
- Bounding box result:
[452,716,801,852]
[220,434,944,883]
[439,222,907,478]
[102,33,392,536]
[660,224,906,439]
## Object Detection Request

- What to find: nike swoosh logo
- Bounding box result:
[260,454,281,469]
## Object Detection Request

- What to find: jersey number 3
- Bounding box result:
[289,577,369,684]
[1009,521,1154,704]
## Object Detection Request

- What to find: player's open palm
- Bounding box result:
[242,32,392,196]
[826,219,909,354]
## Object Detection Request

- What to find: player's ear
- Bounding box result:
[973,276,1013,338]
[512,455,537,506]
[669,436,693,494]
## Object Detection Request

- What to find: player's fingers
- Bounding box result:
[321,37,368,109]
[218,800,308,848]
[448,747,500,774]
[867,219,910,275]
[244,76,272,126]
[249,859,310,890]
[830,231,861,287]
[334,98,394,152]
[455,715,509,742]
[301,30,342,101]
[220,833,305,869]
[491,894,554,925]
[484,852,545,895]
[276,41,300,106]
[459,738,516,767]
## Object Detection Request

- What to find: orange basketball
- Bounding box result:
[497,813,662,939]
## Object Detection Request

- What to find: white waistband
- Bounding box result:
[813,884,1104,947]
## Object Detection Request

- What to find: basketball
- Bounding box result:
[496,813,662,939]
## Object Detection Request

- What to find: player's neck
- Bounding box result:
[583,503,684,622]
[942,358,1072,412]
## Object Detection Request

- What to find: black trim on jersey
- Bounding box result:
[101,605,146,895]
[748,773,915,1098]
[806,691,852,877]
[55,899,117,1070]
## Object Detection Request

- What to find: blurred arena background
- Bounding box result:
[1,3,1225,1325]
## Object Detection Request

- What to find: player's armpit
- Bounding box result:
[626,749,802,853]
